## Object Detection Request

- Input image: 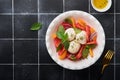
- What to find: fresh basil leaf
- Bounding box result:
[82,48,89,58]
[62,33,68,42]
[56,31,64,39]
[56,44,62,52]
[63,40,69,50]
[86,44,96,49]
[64,18,72,24]
[56,26,65,39]
[57,25,65,33]
[70,55,77,61]
[74,28,81,34]
[30,22,42,30]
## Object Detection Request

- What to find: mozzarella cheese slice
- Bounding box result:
[68,40,81,54]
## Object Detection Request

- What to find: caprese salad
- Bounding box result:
[52,17,97,61]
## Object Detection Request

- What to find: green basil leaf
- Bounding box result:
[82,48,89,58]
[74,28,81,34]
[86,44,96,49]
[30,22,42,30]
[63,40,69,50]
[64,18,72,24]
[56,44,62,52]
[70,55,77,61]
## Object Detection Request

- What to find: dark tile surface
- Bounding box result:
[14,40,38,64]
[14,0,37,13]
[93,14,114,38]
[0,0,12,13]
[39,15,58,39]
[116,65,120,79]
[15,65,38,80]
[116,14,120,38]
[0,65,13,80]
[39,40,55,63]
[65,68,89,80]
[0,40,12,63]
[14,15,38,38]
[90,0,114,13]
[95,40,114,64]
[90,65,114,80]
[40,65,63,80]
[0,15,12,38]
[39,0,63,13]
[116,40,120,63]
[65,0,88,12]
[116,0,120,13]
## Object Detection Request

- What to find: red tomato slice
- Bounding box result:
[76,22,85,30]
[54,37,61,47]
[76,45,85,59]
[86,40,97,45]
[58,47,65,56]
[86,25,91,42]
[62,22,72,30]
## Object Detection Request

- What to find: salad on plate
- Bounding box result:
[52,17,97,61]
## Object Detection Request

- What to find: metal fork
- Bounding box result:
[98,50,114,80]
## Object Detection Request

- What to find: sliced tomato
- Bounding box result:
[86,40,97,45]
[76,45,85,59]
[62,22,72,30]
[59,50,67,60]
[54,37,61,47]
[86,25,91,42]
[58,47,65,56]
[76,22,85,30]
[78,19,87,27]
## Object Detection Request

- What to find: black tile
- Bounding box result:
[116,14,120,38]
[116,0,120,13]
[39,0,63,13]
[14,40,38,64]
[39,40,55,63]
[95,40,114,64]
[0,65,13,80]
[14,15,38,38]
[93,14,114,38]
[14,0,37,13]
[116,65,120,79]
[15,65,38,80]
[90,65,114,80]
[0,0,12,13]
[40,65,63,80]
[0,40,12,63]
[39,15,58,39]
[116,40,120,63]
[0,15,12,38]
[90,0,114,13]
[65,0,88,12]
[65,68,89,80]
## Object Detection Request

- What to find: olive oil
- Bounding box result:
[93,0,108,9]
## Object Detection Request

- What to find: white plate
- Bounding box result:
[46,10,105,70]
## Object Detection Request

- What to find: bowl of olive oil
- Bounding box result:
[91,0,112,12]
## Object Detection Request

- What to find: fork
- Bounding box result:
[98,50,114,80]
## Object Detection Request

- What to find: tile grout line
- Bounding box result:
[62,0,65,80]
[114,0,116,79]
[88,0,90,13]
[63,0,65,12]
[0,13,61,15]
[88,0,90,80]
[38,0,40,80]
[12,0,14,80]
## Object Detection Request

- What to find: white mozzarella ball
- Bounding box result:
[65,28,76,41]
[76,31,87,44]
[68,40,81,54]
